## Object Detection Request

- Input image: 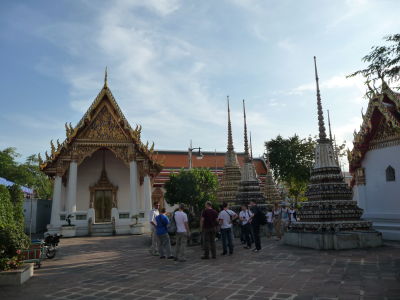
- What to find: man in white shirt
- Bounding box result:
[149,202,160,256]
[218,202,237,255]
[239,204,253,249]
[174,203,190,262]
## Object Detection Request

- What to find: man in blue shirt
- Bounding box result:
[155,208,173,259]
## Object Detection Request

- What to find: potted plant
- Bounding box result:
[60,214,76,237]
[129,214,144,235]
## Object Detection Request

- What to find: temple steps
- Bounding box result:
[91,223,113,236]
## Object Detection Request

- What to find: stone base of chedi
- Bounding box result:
[285,231,382,250]
[285,57,382,250]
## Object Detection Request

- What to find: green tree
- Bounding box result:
[265,135,316,203]
[164,168,218,223]
[348,34,400,86]
[0,185,30,271]
[8,185,25,232]
[0,185,14,227]
[266,135,347,202]
[0,148,52,199]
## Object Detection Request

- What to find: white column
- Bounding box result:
[50,176,62,226]
[143,175,152,218]
[66,161,78,215]
[129,161,138,217]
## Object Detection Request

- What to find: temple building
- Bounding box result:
[40,73,162,236]
[285,57,382,249]
[234,100,266,207]
[349,80,400,241]
[217,97,242,204]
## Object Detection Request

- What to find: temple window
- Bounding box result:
[386,166,395,182]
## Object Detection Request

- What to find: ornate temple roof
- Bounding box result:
[40,71,162,177]
[348,80,400,176]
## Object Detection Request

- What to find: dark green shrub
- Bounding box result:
[8,184,25,231]
[0,185,13,227]
[0,185,30,271]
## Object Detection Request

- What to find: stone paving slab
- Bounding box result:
[1,235,399,299]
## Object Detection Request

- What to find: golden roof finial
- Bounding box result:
[104,66,108,88]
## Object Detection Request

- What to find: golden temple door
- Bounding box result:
[94,190,112,223]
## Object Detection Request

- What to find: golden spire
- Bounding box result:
[104,66,108,88]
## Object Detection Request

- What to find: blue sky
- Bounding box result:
[1,0,399,170]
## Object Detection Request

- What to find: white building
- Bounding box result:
[350,80,400,241]
[40,76,162,237]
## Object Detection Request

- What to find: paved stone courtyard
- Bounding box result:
[1,235,400,300]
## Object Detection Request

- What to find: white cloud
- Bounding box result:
[277,38,295,52]
[326,0,370,30]
[32,0,241,151]
[291,74,365,96]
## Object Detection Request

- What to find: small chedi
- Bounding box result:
[285,57,382,250]
[263,155,282,206]
[217,97,242,204]
[234,100,266,207]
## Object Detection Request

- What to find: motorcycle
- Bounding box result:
[43,233,61,259]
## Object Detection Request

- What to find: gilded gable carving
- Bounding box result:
[80,106,129,142]
[369,119,400,149]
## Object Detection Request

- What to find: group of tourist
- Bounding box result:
[149,202,190,262]
[148,200,297,261]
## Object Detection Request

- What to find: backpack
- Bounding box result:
[167,212,177,235]
[257,211,267,225]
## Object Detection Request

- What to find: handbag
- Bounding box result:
[167,212,177,235]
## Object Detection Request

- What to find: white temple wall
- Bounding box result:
[353,144,400,240]
[76,150,130,211]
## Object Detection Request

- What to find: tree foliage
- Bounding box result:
[266,135,346,202]
[0,185,30,271]
[164,168,218,219]
[8,185,25,232]
[348,34,400,86]
[0,147,52,199]
[265,135,315,202]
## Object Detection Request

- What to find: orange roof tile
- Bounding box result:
[153,150,268,188]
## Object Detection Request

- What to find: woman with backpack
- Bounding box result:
[155,208,174,259]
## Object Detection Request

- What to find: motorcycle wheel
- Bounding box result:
[46,247,56,259]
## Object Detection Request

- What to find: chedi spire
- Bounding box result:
[314,56,327,141]
[227,96,234,152]
[243,99,250,162]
